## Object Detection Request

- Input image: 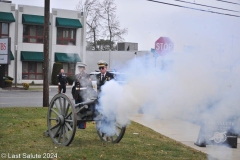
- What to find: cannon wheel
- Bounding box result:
[47,94,77,146]
[96,121,126,143]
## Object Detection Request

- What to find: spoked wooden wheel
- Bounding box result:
[47,94,77,146]
[96,119,126,143]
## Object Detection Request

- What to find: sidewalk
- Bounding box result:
[129,114,240,160]
[15,85,72,88]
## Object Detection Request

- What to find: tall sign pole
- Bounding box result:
[151,48,158,67]
[43,0,50,107]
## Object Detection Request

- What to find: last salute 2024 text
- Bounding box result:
[7,153,57,159]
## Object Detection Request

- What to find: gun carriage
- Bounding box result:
[46,92,126,146]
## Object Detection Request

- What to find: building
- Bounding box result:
[1,2,151,86]
[85,51,148,73]
[0,1,86,84]
[117,42,138,51]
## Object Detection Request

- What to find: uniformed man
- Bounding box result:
[72,63,96,129]
[58,69,68,94]
[96,60,114,91]
[73,62,91,104]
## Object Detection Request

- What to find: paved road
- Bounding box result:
[0,88,73,107]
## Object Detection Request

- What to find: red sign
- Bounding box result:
[155,37,174,55]
[0,43,6,50]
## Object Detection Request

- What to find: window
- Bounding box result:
[0,23,9,38]
[23,25,43,43]
[63,63,75,76]
[22,62,43,80]
[57,28,76,45]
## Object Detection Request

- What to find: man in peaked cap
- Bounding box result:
[73,62,94,101]
[72,62,92,129]
[96,60,114,91]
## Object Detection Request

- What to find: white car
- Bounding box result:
[89,70,128,92]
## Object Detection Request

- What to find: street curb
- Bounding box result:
[0,89,51,92]
[0,86,72,92]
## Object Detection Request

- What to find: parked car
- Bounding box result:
[89,70,127,92]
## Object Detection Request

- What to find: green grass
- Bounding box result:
[0,108,207,160]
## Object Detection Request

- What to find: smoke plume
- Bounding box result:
[96,50,240,136]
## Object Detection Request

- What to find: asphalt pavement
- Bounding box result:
[0,86,73,107]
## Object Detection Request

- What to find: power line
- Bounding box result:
[147,0,240,17]
[215,0,240,6]
[173,0,240,13]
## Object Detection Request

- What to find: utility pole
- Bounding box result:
[14,45,17,87]
[43,0,50,107]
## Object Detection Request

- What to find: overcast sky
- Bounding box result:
[9,0,240,55]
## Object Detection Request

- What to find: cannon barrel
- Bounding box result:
[75,99,96,107]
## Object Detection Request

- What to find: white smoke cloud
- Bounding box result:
[96,49,240,138]
[207,145,233,160]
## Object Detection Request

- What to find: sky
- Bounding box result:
[9,0,240,53]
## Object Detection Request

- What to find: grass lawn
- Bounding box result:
[0,107,207,160]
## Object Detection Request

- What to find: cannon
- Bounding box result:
[46,93,126,146]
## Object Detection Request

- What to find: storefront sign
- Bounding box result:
[0,55,8,64]
[0,38,10,64]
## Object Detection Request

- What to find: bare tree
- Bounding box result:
[100,0,128,50]
[76,0,102,50]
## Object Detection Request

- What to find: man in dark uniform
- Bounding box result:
[96,61,114,128]
[96,60,114,91]
[58,69,68,94]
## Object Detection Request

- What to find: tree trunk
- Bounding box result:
[109,28,112,50]
[43,0,50,107]
[107,13,112,50]
[93,28,97,51]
